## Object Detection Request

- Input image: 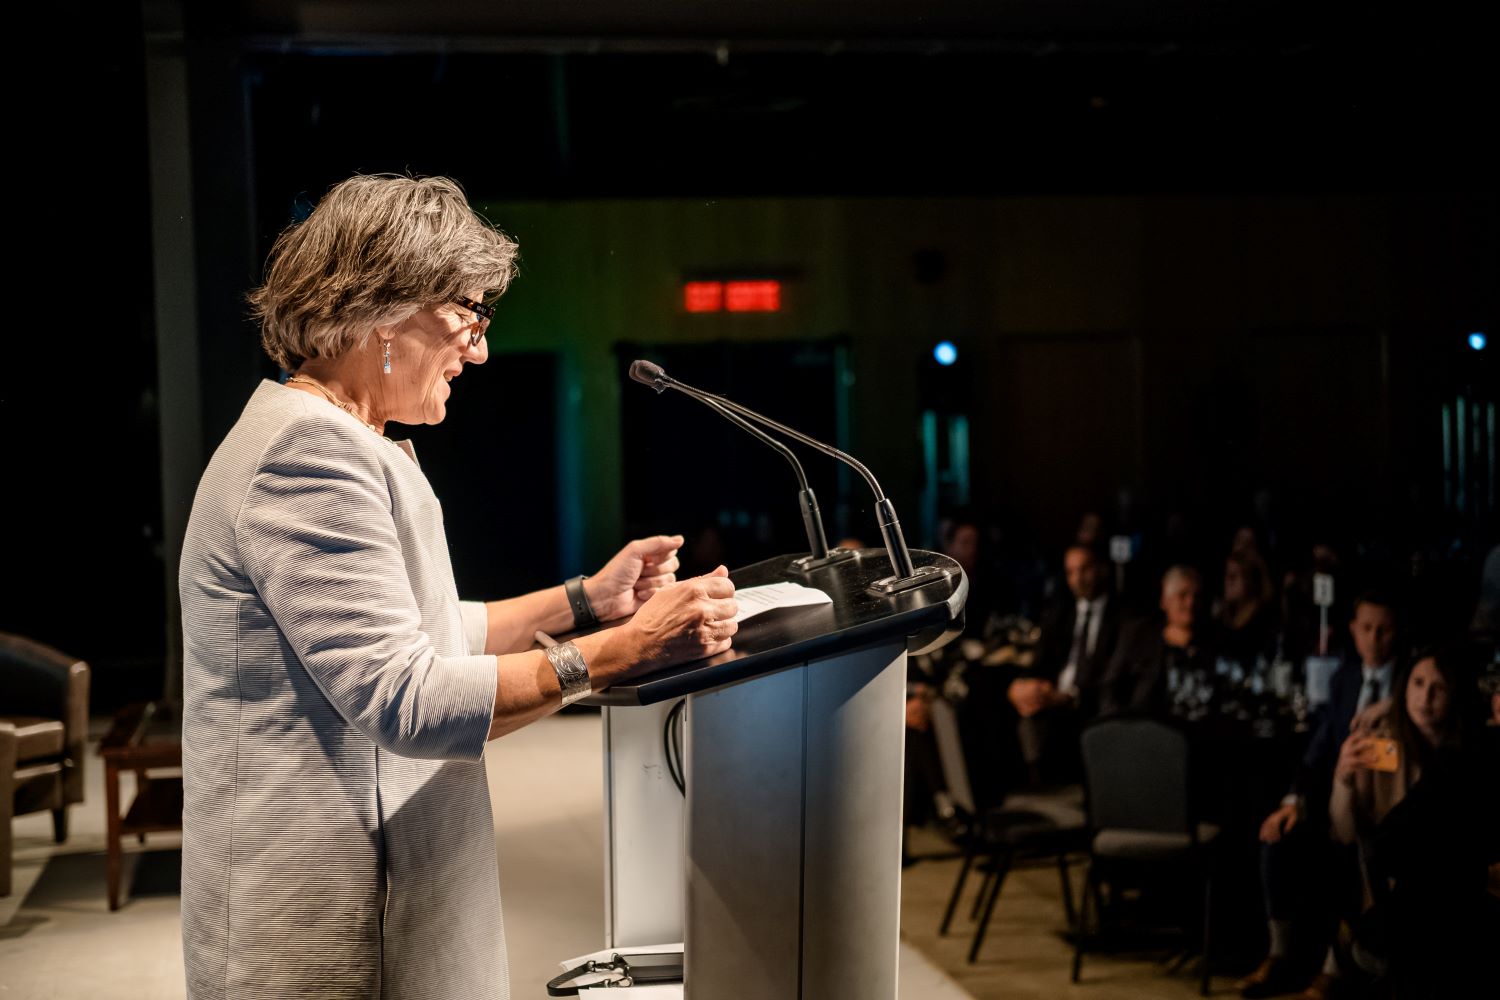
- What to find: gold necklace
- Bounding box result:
[286,374,384,436]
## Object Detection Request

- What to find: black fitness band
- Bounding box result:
[565,574,599,631]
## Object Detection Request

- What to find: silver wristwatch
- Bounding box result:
[544,640,593,706]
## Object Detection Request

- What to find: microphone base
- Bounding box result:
[868,563,950,597]
[787,547,859,574]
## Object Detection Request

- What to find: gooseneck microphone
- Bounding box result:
[630,361,851,571]
[629,359,947,594]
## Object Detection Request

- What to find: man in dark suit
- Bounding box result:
[1239,592,1398,999]
[1007,544,1122,783]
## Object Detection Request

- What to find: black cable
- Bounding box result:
[671,701,685,793]
[662,705,679,791]
[663,700,686,795]
[670,700,685,794]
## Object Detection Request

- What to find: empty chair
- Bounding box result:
[1073,716,1218,996]
[929,696,1087,963]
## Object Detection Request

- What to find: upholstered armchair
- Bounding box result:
[1,631,90,896]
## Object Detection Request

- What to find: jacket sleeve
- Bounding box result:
[1098,618,1140,716]
[237,417,497,761]
[1033,600,1069,683]
[1294,708,1338,799]
[459,601,490,656]
[1294,666,1353,800]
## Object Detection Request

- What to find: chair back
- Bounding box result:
[1080,716,1191,834]
[0,631,82,722]
[928,697,976,816]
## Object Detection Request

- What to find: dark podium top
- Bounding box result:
[578,547,968,707]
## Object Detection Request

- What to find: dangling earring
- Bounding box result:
[382,339,392,375]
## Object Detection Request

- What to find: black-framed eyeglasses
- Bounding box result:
[452,296,495,347]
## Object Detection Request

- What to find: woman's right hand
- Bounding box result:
[622,565,739,674]
[1334,732,1367,785]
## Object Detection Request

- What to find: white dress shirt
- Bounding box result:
[1057,594,1108,696]
[1357,660,1395,712]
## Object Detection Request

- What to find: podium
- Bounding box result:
[580,547,966,999]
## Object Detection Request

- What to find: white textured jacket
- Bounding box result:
[179,379,506,999]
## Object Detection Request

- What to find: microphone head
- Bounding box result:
[629,359,668,391]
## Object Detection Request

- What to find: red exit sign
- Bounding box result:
[683,279,782,313]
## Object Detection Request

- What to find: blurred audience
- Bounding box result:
[1281,541,1346,665]
[1102,565,1214,716]
[1240,593,1399,1000]
[902,493,1496,999]
[1231,524,1263,559]
[1214,549,1278,674]
[903,510,998,852]
[1075,511,1104,550]
[1007,544,1121,783]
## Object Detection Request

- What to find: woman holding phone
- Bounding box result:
[1328,647,1496,998]
[1329,650,1474,845]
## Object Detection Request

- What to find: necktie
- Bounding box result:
[1069,603,1092,670]
[1359,673,1380,711]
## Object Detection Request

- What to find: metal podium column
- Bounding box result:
[683,640,907,1000]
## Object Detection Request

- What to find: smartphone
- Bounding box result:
[1358,737,1400,773]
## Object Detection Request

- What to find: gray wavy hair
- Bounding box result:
[248,174,519,371]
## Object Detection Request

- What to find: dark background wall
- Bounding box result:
[2,2,1493,710]
[449,191,1491,554]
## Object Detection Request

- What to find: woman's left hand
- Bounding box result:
[585,534,684,622]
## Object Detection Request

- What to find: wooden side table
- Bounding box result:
[98,702,182,911]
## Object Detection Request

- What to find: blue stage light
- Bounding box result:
[933,341,958,366]
[1469,332,1487,351]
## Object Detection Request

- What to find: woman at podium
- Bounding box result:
[177,174,738,999]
